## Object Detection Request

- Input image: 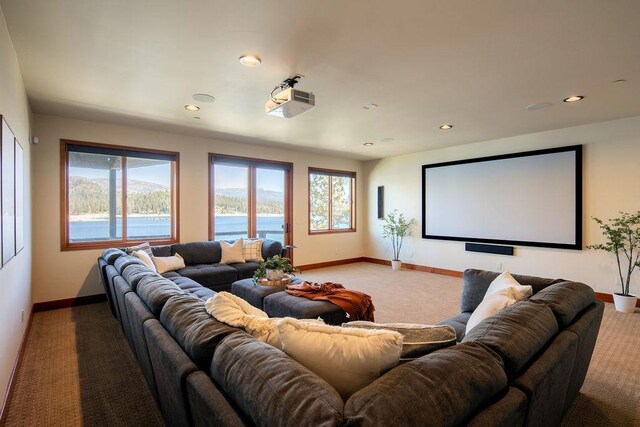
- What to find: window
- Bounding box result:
[61,140,179,250]
[209,154,293,246]
[308,168,356,233]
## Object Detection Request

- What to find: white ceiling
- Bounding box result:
[2,0,640,160]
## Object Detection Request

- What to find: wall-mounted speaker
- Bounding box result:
[377,186,384,219]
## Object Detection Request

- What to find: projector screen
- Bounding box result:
[422,145,582,249]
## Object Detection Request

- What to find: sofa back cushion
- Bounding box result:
[211,332,344,427]
[160,294,240,370]
[114,255,145,275]
[461,269,562,313]
[151,244,172,257]
[261,239,283,260]
[530,281,595,328]
[171,241,221,265]
[136,275,185,316]
[344,342,507,427]
[121,263,158,292]
[462,301,558,377]
[101,248,126,265]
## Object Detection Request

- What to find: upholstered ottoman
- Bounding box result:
[231,277,302,310]
[263,292,349,325]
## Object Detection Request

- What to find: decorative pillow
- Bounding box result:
[243,239,264,262]
[277,318,403,400]
[205,292,281,348]
[132,250,157,272]
[465,287,517,334]
[486,271,533,300]
[343,321,456,361]
[126,241,153,257]
[220,239,245,264]
[153,253,186,274]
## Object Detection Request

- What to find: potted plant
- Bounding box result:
[588,211,640,313]
[381,209,415,271]
[253,255,300,284]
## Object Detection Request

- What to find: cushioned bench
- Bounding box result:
[231,277,300,310]
[263,291,349,325]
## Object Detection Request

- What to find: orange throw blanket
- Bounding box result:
[286,281,375,322]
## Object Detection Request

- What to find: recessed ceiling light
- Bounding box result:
[525,102,553,111]
[184,104,200,111]
[439,124,453,130]
[563,96,584,103]
[239,54,262,66]
[193,93,215,103]
[363,103,379,110]
[363,142,374,146]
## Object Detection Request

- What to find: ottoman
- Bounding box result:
[263,292,349,325]
[231,277,302,310]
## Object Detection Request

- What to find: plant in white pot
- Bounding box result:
[588,211,640,313]
[381,209,415,271]
[253,255,299,284]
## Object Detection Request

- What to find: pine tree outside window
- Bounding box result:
[308,168,356,233]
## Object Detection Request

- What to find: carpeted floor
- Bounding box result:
[2,263,639,426]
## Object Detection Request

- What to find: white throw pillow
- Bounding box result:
[205,292,282,348]
[485,271,533,300]
[153,253,186,274]
[243,239,264,262]
[132,250,157,272]
[220,239,245,264]
[277,318,403,400]
[465,287,517,334]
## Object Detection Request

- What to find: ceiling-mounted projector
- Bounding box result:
[265,75,315,118]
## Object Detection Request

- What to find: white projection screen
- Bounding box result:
[422,145,582,249]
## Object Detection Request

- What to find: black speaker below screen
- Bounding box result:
[465,243,514,256]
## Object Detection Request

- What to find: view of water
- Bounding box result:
[69,215,284,243]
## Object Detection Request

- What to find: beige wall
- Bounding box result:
[364,116,640,294]
[31,114,364,303]
[0,6,32,412]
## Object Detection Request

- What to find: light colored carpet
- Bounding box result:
[3,262,638,426]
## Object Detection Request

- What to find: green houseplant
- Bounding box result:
[381,209,415,271]
[253,255,300,284]
[587,211,640,313]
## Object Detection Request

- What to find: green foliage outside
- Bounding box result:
[588,211,640,296]
[214,194,284,215]
[382,209,415,261]
[309,174,352,230]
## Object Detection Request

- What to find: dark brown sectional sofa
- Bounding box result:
[98,247,603,427]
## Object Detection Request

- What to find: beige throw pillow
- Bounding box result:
[277,318,403,400]
[132,250,157,272]
[220,239,245,264]
[243,239,264,262]
[465,272,532,334]
[153,253,186,274]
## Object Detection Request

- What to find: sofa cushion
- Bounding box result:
[160,294,240,370]
[530,281,595,327]
[262,239,283,259]
[211,332,344,427]
[229,261,260,280]
[151,244,172,257]
[344,342,507,426]
[101,248,126,265]
[172,241,221,265]
[220,239,245,264]
[461,269,562,313]
[168,276,216,300]
[437,312,472,342]
[136,275,185,316]
[462,301,558,377]
[121,263,158,292]
[154,254,186,274]
[114,255,145,275]
[160,271,181,279]
[343,321,456,361]
[178,264,238,288]
[243,239,264,262]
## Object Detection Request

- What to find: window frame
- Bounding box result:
[308,167,356,235]
[208,153,294,247]
[60,139,180,251]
